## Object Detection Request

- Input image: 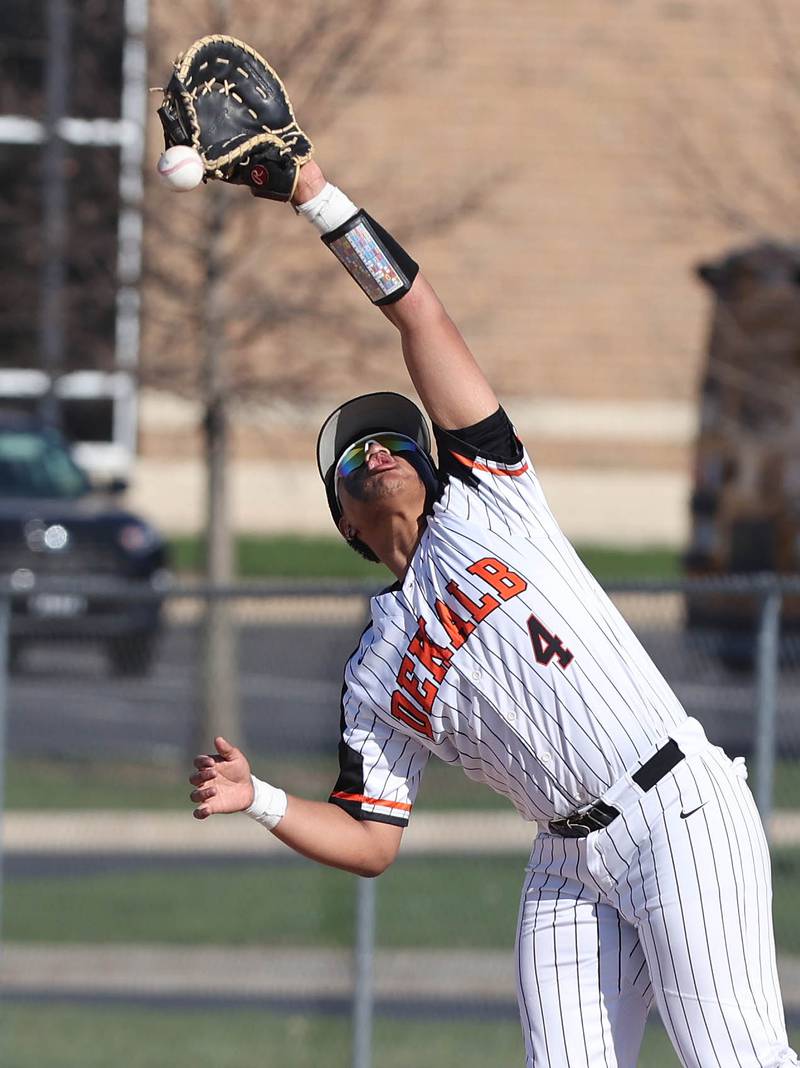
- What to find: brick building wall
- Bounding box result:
[134,0,800,543]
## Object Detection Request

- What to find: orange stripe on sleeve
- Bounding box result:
[450,451,529,477]
[331,791,412,812]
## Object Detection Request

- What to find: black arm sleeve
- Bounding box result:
[433,406,524,484]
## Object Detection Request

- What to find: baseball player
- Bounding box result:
[170,38,798,1068]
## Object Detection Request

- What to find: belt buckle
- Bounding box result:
[564,815,591,838]
[548,812,591,838]
[548,799,620,838]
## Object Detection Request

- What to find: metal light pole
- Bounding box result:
[353,876,377,1068]
[754,579,781,840]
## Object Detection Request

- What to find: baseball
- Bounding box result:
[156,145,204,192]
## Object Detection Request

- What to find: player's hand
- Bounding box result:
[287,159,327,206]
[189,735,254,819]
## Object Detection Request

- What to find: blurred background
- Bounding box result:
[1,1,799,1065]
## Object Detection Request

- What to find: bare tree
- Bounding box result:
[651,0,800,236]
[143,1,462,406]
[142,0,492,747]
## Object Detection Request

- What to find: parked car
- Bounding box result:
[0,413,169,675]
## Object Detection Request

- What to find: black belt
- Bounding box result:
[547,739,685,838]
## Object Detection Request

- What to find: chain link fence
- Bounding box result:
[0,575,798,1067]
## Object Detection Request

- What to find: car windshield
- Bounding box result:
[0,430,90,499]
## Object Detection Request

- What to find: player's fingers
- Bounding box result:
[214,736,238,759]
[189,768,216,786]
[190,786,217,803]
[192,789,234,819]
[194,753,225,768]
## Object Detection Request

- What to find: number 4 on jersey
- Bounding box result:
[526,613,574,670]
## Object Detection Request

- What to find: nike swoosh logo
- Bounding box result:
[680,803,707,820]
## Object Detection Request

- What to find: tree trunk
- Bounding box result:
[197,180,240,751]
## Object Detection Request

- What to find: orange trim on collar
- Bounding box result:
[450,450,529,477]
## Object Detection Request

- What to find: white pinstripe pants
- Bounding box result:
[515,744,798,1067]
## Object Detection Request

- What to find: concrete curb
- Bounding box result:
[2,810,538,856]
[2,944,799,1008]
[0,945,515,1001]
[4,809,800,855]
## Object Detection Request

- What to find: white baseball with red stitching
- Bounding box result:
[156,145,204,192]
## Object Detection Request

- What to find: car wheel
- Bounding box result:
[106,633,158,677]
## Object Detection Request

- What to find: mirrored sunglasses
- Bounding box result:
[334,433,420,482]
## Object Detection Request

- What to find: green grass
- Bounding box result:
[8,752,799,815]
[168,534,387,580]
[2,1005,516,1068]
[1,1004,351,1068]
[3,856,519,948]
[773,766,800,810]
[4,861,356,946]
[6,850,799,955]
[167,534,680,582]
[575,544,681,582]
[1,1002,796,1068]
[4,758,189,811]
[773,847,800,953]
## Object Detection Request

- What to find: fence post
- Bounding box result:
[352,874,376,1068]
[754,580,781,840]
[0,596,10,938]
[351,591,377,1068]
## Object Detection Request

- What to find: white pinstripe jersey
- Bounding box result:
[328,408,689,828]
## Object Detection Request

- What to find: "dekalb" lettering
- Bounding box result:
[390,555,527,738]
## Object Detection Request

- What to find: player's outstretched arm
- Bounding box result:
[379,273,499,432]
[156,35,496,433]
[189,736,403,878]
[292,161,499,431]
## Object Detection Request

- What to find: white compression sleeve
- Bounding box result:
[245,775,288,831]
[295,182,358,235]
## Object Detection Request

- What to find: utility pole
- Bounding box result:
[1,0,146,463]
[39,0,71,427]
[114,0,150,457]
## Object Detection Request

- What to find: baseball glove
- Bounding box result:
[157,35,313,202]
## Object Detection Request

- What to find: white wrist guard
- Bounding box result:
[295,182,358,235]
[245,775,288,831]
